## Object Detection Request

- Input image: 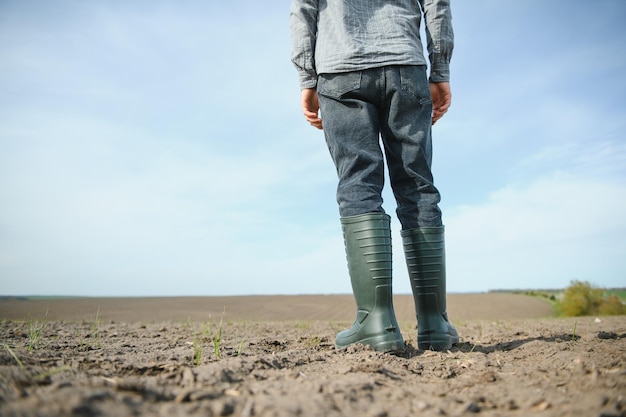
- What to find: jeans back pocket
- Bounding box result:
[318,72,362,99]
[399,66,431,105]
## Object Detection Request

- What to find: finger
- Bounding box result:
[308,113,322,128]
[432,109,443,122]
[309,118,323,129]
[431,109,447,125]
[304,113,323,129]
[436,103,450,113]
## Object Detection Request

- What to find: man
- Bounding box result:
[290,0,458,352]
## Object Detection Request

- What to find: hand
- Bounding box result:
[301,88,323,130]
[429,82,451,125]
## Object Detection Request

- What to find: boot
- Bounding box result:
[335,213,405,353]
[401,226,459,351]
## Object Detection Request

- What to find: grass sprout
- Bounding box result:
[92,307,101,348]
[192,336,202,366]
[3,343,25,369]
[34,366,71,380]
[212,308,225,359]
[237,337,246,357]
[27,310,48,351]
[3,343,71,380]
[28,321,44,351]
[201,321,211,342]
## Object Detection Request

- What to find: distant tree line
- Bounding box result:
[494,282,625,317]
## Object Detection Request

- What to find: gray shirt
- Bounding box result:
[290,0,453,89]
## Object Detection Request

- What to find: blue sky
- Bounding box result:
[1,1,625,296]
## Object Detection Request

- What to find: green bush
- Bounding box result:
[557,280,626,317]
[598,295,626,316]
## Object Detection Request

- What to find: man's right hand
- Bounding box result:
[301,88,323,130]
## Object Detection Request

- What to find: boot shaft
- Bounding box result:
[401,227,446,297]
[401,226,458,350]
[341,213,393,309]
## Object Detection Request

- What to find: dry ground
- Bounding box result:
[0,294,624,417]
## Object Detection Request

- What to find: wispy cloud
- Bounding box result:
[1,1,625,295]
[445,172,626,292]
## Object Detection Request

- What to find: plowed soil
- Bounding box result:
[1,294,624,417]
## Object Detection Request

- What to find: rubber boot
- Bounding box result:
[335,213,405,353]
[401,226,459,351]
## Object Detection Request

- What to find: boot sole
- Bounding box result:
[418,334,459,351]
[336,334,405,353]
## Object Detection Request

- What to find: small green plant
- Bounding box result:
[570,322,578,348]
[304,336,322,349]
[201,321,211,342]
[91,307,101,348]
[3,342,71,379]
[72,308,102,348]
[74,324,85,346]
[212,308,225,359]
[26,309,49,350]
[33,365,71,381]
[27,321,44,351]
[237,337,246,357]
[3,343,25,369]
[192,336,202,366]
[183,316,194,333]
[295,321,312,330]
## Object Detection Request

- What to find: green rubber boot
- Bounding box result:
[335,213,405,353]
[401,226,459,351]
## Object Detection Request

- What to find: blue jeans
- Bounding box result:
[317,65,442,229]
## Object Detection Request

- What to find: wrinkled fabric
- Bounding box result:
[318,66,443,229]
[290,0,453,88]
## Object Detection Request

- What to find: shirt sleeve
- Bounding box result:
[290,0,319,89]
[419,0,454,83]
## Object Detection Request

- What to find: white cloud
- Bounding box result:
[445,172,626,292]
[513,138,626,181]
[0,106,342,296]
[2,1,625,297]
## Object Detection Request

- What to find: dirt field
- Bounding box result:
[1,294,624,417]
